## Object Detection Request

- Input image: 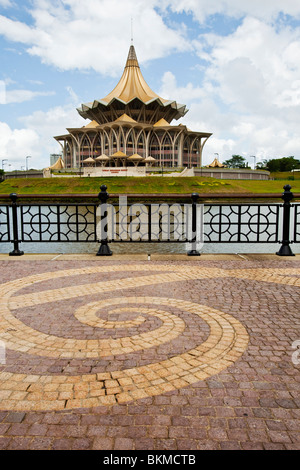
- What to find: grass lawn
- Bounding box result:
[270,171,300,180]
[0,176,299,196]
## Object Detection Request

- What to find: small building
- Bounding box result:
[50,153,63,167]
[43,155,65,177]
[207,157,225,168]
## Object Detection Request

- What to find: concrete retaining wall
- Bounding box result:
[194,168,270,180]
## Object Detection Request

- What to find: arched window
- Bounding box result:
[93,134,102,158]
[183,136,191,167]
[119,127,126,154]
[173,136,180,168]
[102,130,110,154]
[110,129,118,155]
[190,138,199,167]
[80,135,92,166]
[149,133,161,165]
[161,132,173,167]
[126,129,135,155]
[137,131,146,158]
[65,141,72,168]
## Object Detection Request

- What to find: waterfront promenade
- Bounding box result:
[0,253,299,450]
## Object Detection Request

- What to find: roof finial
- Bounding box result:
[131,17,134,44]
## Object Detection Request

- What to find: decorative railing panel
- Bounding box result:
[294,204,300,243]
[20,204,98,242]
[100,202,198,243]
[0,185,298,256]
[0,206,10,242]
[203,204,280,243]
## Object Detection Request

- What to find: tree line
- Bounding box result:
[222,155,300,172]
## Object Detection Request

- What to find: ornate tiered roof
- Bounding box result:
[54,43,212,169]
[77,45,188,125]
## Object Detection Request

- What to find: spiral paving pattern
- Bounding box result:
[0,264,297,412]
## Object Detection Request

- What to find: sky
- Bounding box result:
[0,0,300,171]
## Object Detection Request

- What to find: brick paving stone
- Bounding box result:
[92,437,114,450]
[0,257,299,450]
[220,441,242,450]
[30,438,52,450]
[114,437,134,450]
[8,437,32,450]
[4,412,26,423]
[52,438,74,450]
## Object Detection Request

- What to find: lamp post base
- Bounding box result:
[97,243,113,256]
[187,250,200,256]
[276,245,295,256]
[9,250,24,257]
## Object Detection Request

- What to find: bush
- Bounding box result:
[266,156,300,172]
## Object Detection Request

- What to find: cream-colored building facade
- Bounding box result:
[54,45,212,169]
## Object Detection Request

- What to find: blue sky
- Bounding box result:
[0,0,300,170]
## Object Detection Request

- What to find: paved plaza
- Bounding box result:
[0,253,299,450]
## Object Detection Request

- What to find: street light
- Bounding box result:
[250,155,256,170]
[26,155,31,171]
[2,159,8,170]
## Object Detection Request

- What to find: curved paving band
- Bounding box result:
[0,264,298,411]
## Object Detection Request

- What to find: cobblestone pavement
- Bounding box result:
[0,254,299,450]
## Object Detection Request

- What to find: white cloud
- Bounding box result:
[0,122,40,168]
[1,1,300,168]
[160,71,205,103]
[0,88,84,170]
[0,0,12,7]
[18,103,83,167]
[158,17,300,164]
[4,89,55,104]
[0,0,191,75]
[182,17,300,162]
[162,0,300,22]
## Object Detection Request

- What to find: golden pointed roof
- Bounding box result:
[153,118,171,127]
[84,120,99,129]
[77,45,188,125]
[127,153,144,160]
[95,154,109,160]
[49,156,65,170]
[115,113,137,123]
[207,158,225,168]
[102,46,168,105]
[111,151,128,158]
[144,156,156,161]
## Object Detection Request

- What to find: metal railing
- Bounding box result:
[0,185,298,256]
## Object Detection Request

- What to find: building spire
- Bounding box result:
[131,17,134,45]
[126,43,139,67]
[100,43,165,104]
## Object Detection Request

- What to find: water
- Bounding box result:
[0,202,299,255]
[1,240,299,256]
